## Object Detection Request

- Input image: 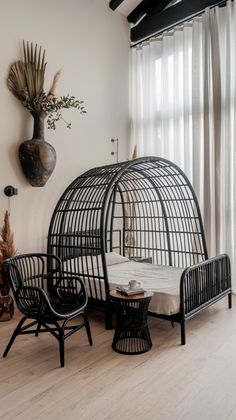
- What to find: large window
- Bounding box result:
[130,2,236,288]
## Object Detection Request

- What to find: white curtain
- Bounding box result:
[130,1,236,288]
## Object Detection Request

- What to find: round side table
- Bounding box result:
[110,290,153,355]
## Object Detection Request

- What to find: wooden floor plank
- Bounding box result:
[0,298,235,420]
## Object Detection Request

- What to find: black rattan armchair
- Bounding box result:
[3,253,92,367]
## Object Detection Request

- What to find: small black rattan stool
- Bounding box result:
[110,290,153,355]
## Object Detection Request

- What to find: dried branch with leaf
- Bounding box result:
[0,211,16,296]
[7,41,86,130]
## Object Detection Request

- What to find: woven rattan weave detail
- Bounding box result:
[48,157,207,299]
[110,292,153,354]
[3,253,93,367]
[48,156,231,342]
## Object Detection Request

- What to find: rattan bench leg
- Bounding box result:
[105,305,113,330]
[181,320,186,345]
[59,330,65,368]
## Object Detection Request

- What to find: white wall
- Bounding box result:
[0,0,130,253]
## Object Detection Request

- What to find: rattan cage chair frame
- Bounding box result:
[3,253,93,367]
[47,156,232,344]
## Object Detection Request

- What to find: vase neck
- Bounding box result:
[32,113,46,140]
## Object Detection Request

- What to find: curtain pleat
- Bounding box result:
[130,1,236,289]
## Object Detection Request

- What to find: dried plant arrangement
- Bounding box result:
[7,41,86,130]
[0,211,16,296]
[125,145,137,257]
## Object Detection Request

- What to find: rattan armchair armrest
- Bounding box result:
[52,274,88,306]
[16,285,52,317]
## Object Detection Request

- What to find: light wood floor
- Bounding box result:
[0,297,236,420]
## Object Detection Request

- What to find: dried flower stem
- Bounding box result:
[0,211,16,296]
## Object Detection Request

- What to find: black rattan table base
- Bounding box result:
[110,291,153,355]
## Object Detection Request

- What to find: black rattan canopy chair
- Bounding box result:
[47,156,231,344]
[3,253,92,367]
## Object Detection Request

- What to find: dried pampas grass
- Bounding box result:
[47,68,63,100]
[0,211,16,295]
[125,145,138,257]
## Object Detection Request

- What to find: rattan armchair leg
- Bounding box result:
[3,316,27,358]
[54,315,93,368]
[35,322,42,337]
[84,314,93,345]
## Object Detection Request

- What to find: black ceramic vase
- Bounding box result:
[19,112,56,187]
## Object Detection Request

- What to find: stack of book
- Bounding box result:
[116,286,145,296]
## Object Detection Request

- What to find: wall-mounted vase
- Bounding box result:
[19,112,56,187]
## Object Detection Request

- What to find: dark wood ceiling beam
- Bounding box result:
[128,0,173,24]
[109,0,125,11]
[131,0,225,42]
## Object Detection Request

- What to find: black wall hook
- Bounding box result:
[111,138,119,163]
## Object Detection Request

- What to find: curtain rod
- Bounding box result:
[130,0,227,48]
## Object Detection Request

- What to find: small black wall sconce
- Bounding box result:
[4,186,18,197]
[4,186,18,215]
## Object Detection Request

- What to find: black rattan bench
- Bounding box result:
[47,156,231,344]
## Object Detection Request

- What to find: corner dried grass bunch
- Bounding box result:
[0,211,16,296]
